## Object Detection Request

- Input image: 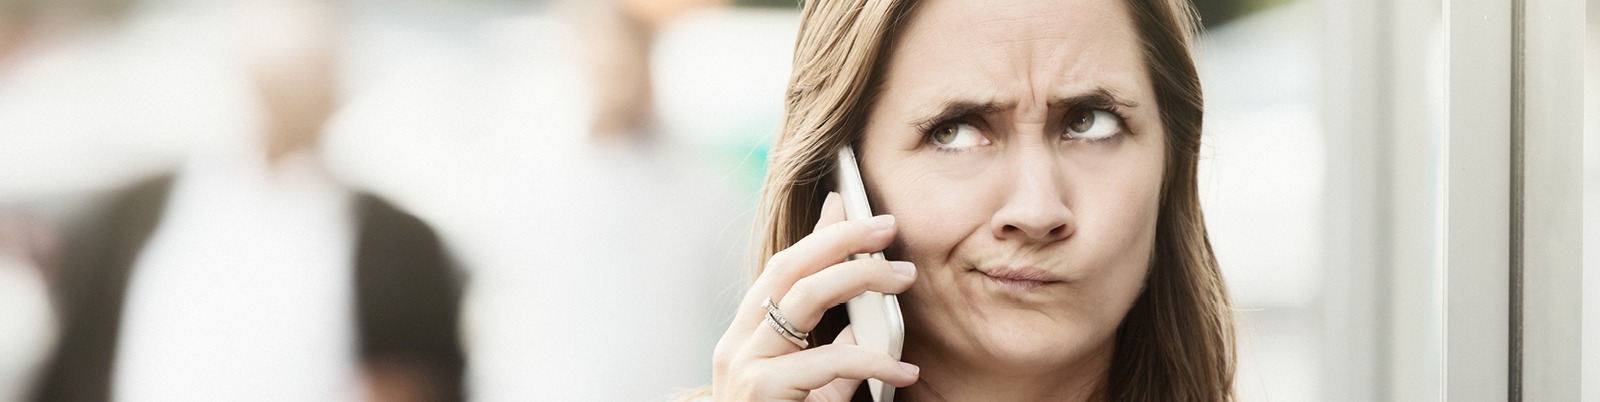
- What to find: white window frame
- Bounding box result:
[1322,0,1586,400]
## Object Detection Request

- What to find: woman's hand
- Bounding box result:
[712,192,920,401]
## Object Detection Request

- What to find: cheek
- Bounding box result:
[1075,132,1164,226]
[1067,142,1165,285]
[862,159,993,262]
[1078,162,1162,249]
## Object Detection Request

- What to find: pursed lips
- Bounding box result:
[976,265,1064,292]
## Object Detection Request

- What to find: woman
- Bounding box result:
[709,0,1233,400]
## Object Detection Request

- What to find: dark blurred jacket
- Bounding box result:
[30,174,465,402]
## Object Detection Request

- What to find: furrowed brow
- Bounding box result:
[910,100,1011,130]
[1048,87,1140,111]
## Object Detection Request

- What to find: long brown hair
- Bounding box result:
[753,0,1234,400]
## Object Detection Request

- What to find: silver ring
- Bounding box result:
[762,297,809,348]
[762,297,809,337]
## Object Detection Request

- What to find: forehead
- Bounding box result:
[883,0,1148,105]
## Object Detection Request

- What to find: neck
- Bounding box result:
[264,122,321,167]
[260,131,326,175]
[896,340,1114,402]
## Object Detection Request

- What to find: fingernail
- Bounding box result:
[891,261,915,277]
[866,215,895,231]
[900,362,920,376]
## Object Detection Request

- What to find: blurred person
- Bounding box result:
[28,1,464,401]
[700,0,1233,401]
[321,1,771,400]
[573,0,732,138]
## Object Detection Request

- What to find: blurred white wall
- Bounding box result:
[1196,3,1324,401]
[1583,6,1597,401]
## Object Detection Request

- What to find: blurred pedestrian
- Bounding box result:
[29,2,465,401]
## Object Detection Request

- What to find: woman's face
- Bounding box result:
[859,0,1164,372]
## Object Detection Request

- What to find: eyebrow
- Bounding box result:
[1049,87,1140,112]
[909,87,1140,130]
[909,99,1008,131]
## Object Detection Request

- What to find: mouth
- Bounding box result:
[976,266,1063,292]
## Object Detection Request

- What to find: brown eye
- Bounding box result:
[1067,109,1096,133]
[932,123,959,145]
[1065,109,1122,140]
[926,122,986,149]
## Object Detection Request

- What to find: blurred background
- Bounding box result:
[0,0,1593,401]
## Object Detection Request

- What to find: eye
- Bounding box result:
[927,122,989,150]
[1065,109,1123,141]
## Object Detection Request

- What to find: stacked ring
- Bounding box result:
[762,297,810,348]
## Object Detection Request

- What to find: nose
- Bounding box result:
[989,150,1075,243]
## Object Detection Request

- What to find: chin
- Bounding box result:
[966,312,1110,370]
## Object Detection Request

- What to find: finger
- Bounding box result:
[815,191,845,232]
[757,342,920,392]
[808,378,862,402]
[778,259,914,334]
[751,213,896,305]
[730,192,846,332]
[801,327,864,402]
[745,259,914,356]
[737,205,896,329]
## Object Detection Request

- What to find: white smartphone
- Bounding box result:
[834,146,906,402]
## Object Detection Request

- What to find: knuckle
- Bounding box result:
[838,225,886,256]
[840,346,875,365]
[817,343,855,361]
[783,282,815,308]
[712,341,733,368]
[854,259,888,276]
[733,364,756,384]
[839,219,873,238]
[741,366,782,396]
[712,359,729,377]
[841,346,892,373]
[876,259,897,273]
[765,250,794,276]
[818,219,863,243]
[843,261,882,288]
[730,358,761,382]
[873,260,906,283]
[875,359,903,378]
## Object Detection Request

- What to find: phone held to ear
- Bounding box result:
[835,147,907,402]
